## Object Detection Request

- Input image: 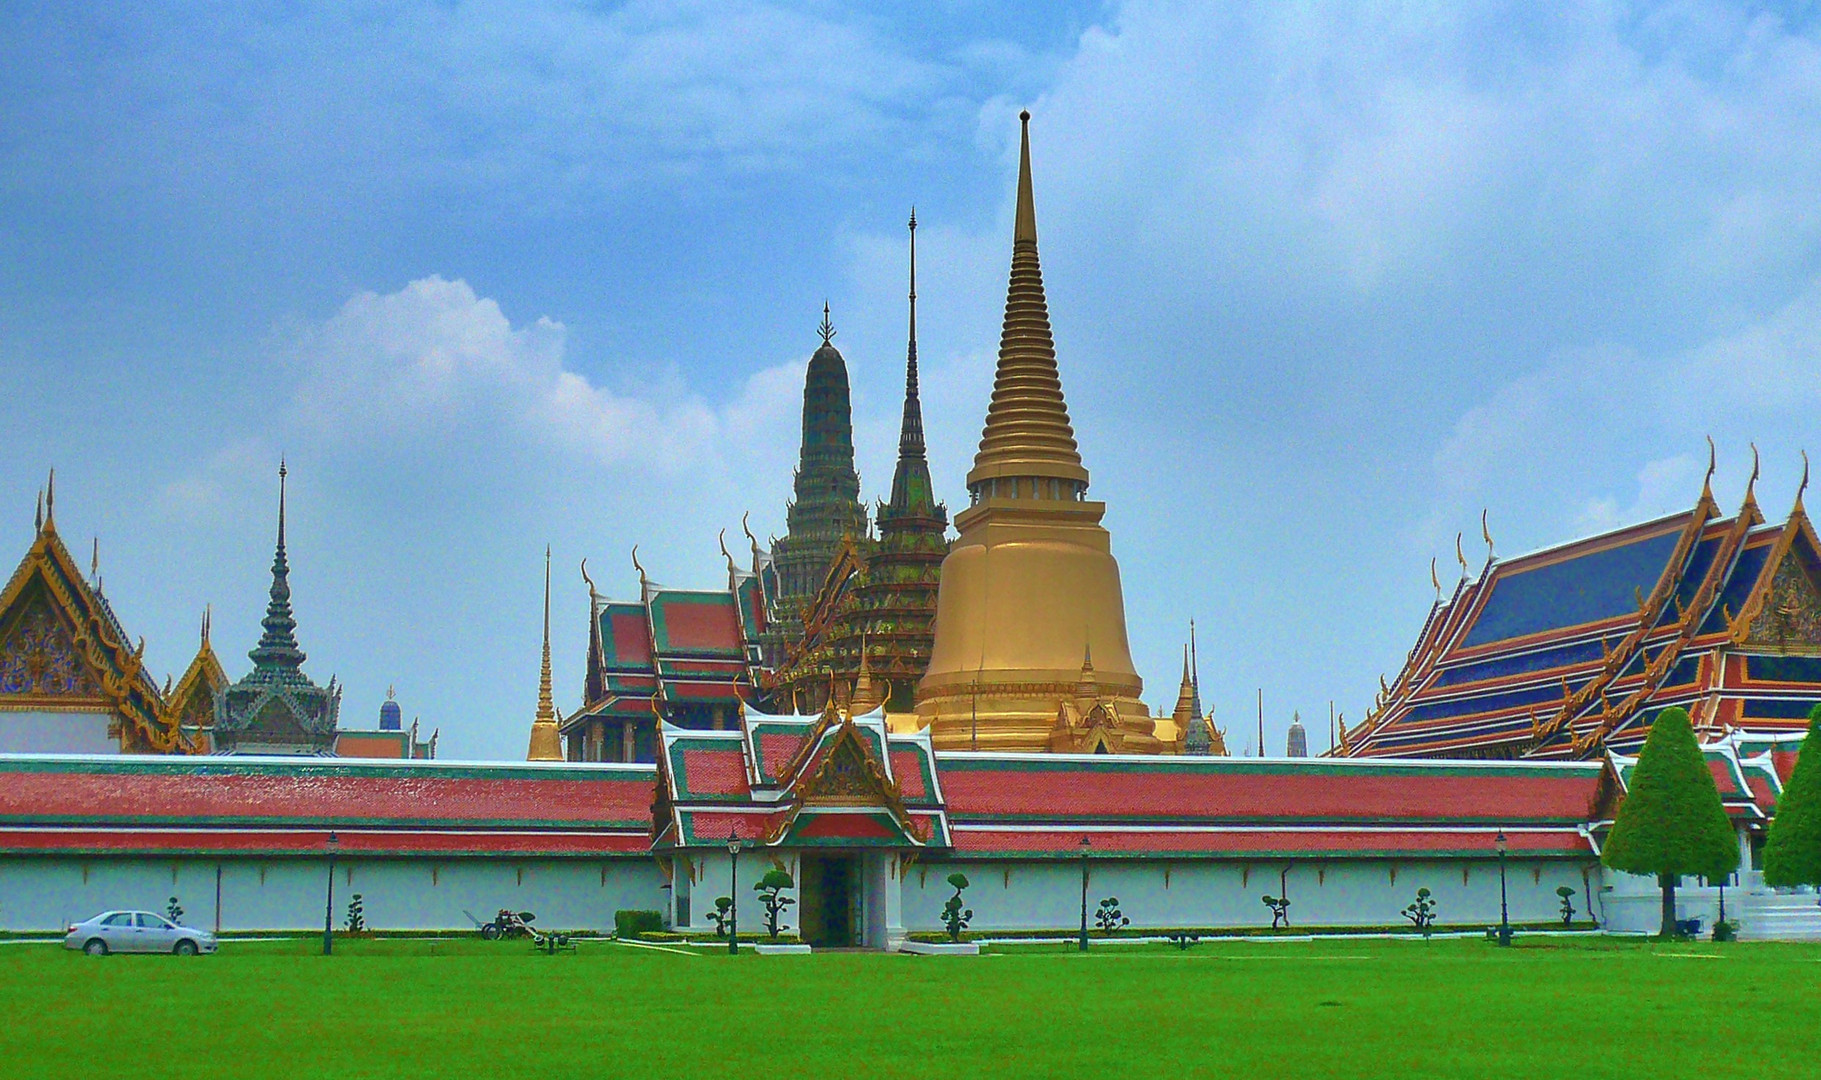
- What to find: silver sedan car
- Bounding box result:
[64,911,218,956]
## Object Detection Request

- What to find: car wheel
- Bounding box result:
[174,939,198,956]
[83,939,108,957]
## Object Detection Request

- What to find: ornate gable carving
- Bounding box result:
[1740,530,1821,654]
[0,590,104,700]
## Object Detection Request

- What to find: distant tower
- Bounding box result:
[213,462,341,755]
[1286,711,1308,757]
[1182,623,1211,754]
[527,546,564,761]
[761,306,870,667]
[379,686,402,731]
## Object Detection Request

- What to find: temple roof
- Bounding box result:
[1347,462,1821,760]
[0,754,656,856]
[0,479,176,751]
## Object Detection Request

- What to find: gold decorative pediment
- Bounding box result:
[1743,545,1821,654]
[0,590,105,701]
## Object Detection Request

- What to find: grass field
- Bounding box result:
[4,935,1816,1079]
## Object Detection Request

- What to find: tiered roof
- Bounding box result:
[654,701,950,850]
[1347,456,1821,760]
[562,553,767,741]
[0,478,179,751]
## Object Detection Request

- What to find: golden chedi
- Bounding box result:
[917,112,1160,753]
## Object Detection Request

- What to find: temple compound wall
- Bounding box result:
[0,720,1804,938]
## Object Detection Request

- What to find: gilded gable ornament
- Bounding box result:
[0,599,102,698]
[1748,552,1821,652]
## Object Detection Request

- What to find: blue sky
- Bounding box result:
[4,2,1821,758]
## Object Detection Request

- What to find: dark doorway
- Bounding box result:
[799,856,858,947]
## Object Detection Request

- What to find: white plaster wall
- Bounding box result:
[0,857,666,933]
[0,711,115,753]
[901,858,1601,933]
[1597,867,1746,934]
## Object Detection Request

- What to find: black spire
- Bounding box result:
[887,210,938,516]
[248,460,307,678]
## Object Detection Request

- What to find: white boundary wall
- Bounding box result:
[0,856,666,933]
[901,858,1602,932]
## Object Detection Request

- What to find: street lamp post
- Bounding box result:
[1078,835,1091,953]
[727,827,742,956]
[1495,829,1511,947]
[323,831,339,957]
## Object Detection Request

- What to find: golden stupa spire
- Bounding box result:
[527,545,564,761]
[966,110,1088,493]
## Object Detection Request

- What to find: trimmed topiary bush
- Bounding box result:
[1401,888,1436,935]
[614,909,665,939]
[941,873,973,943]
[1556,886,1577,926]
[1764,704,1821,889]
[753,869,796,941]
[1602,707,1739,937]
[1094,897,1129,935]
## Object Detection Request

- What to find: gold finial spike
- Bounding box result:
[1746,441,1761,505]
[537,546,555,722]
[387,683,395,701]
[818,302,835,347]
[201,605,211,647]
[91,537,99,582]
[1015,110,1036,246]
[1481,509,1494,563]
[1795,449,1810,516]
[44,468,54,529]
[631,544,648,587]
[1454,531,1467,576]
[33,490,41,533]
[1430,557,1441,600]
[1702,435,1717,503]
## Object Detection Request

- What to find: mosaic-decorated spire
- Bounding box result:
[247,461,306,678]
[528,545,564,761]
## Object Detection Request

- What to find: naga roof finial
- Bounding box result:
[631,545,648,588]
[580,558,600,606]
[1702,435,1717,504]
[718,528,737,578]
[1481,509,1494,563]
[1454,531,1467,576]
[1747,441,1761,506]
[1797,449,1810,516]
[1430,557,1441,601]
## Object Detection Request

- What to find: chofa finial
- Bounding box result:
[1454,531,1467,576]
[1798,449,1810,515]
[631,544,648,587]
[1746,441,1761,504]
[1481,508,1494,563]
[1702,435,1716,502]
[1430,557,1441,601]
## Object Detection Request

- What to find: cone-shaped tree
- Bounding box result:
[1602,707,1739,937]
[1764,704,1821,888]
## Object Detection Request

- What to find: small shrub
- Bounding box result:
[1261,894,1291,929]
[754,869,796,941]
[614,909,665,939]
[1094,897,1130,935]
[941,873,973,943]
[1401,888,1436,935]
[166,896,184,924]
[1165,931,1199,950]
[1556,886,1577,926]
[1712,919,1738,942]
[344,893,365,934]
[705,897,733,937]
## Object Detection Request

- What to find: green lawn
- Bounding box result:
[4,935,1816,1079]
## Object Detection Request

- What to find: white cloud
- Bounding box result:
[287,275,801,475]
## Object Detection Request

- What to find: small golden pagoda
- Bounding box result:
[916,112,1161,753]
[526,546,564,761]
